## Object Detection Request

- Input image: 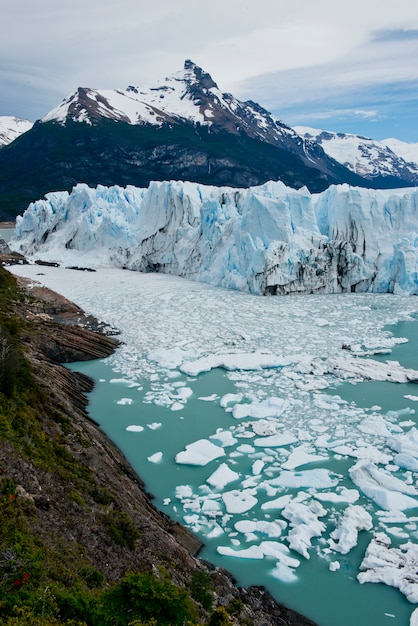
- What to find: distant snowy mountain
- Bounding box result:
[383,137,418,169]
[294,126,418,186]
[0,116,33,148]
[0,60,374,221]
[11,180,418,296]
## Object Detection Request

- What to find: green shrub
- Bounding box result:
[105,510,140,549]
[207,606,233,625]
[97,570,198,625]
[189,570,213,611]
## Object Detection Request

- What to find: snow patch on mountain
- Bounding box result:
[383,138,418,169]
[0,116,33,147]
[10,180,418,296]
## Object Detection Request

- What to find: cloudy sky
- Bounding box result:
[2,0,418,141]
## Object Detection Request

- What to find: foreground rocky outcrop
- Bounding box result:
[0,264,316,625]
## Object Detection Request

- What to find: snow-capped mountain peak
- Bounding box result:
[41,60,300,145]
[295,126,418,185]
[0,116,33,148]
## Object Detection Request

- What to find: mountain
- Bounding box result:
[294,126,418,186]
[11,179,418,296]
[0,115,33,147]
[0,60,375,221]
[383,137,418,168]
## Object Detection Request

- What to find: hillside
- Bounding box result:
[0,261,316,626]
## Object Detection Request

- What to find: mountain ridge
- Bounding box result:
[0,61,382,221]
[294,125,418,185]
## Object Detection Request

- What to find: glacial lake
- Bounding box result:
[9,264,418,626]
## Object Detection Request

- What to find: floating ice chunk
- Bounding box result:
[232,396,289,419]
[282,499,327,559]
[173,386,193,401]
[387,428,418,459]
[199,394,219,402]
[147,346,200,369]
[349,460,418,511]
[385,526,409,539]
[222,489,258,514]
[210,430,238,447]
[175,439,225,466]
[329,561,341,572]
[252,460,265,475]
[411,607,418,626]
[236,444,255,454]
[312,394,341,411]
[234,519,287,538]
[269,469,339,489]
[180,352,290,376]
[251,419,284,436]
[271,561,299,583]
[116,397,133,405]
[207,463,240,489]
[148,451,163,463]
[147,422,162,430]
[207,523,224,538]
[218,540,300,567]
[358,532,418,602]
[175,485,193,499]
[358,415,397,438]
[261,494,294,510]
[405,395,418,402]
[282,444,328,470]
[201,498,223,516]
[394,453,418,472]
[110,378,136,385]
[220,393,243,407]
[253,432,297,448]
[324,356,418,383]
[171,402,184,411]
[314,488,360,504]
[353,445,393,465]
[125,424,144,432]
[329,505,373,554]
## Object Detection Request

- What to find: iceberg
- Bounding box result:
[11,180,418,296]
[349,460,418,510]
[358,533,418,603]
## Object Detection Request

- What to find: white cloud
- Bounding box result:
[2,0,418,137]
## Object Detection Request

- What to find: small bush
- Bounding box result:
[97,570,198,625]
[207,606,233,626]
[189,570,213,611]
[105,510,140,549]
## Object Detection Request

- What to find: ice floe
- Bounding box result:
[329,505,373,554]
[206,463,240,489]
[175,439,225,465]
[125,424,144,432]
[358,533,418,603]
[349,460,418,510]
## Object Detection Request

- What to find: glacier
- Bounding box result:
[11,180,418,295]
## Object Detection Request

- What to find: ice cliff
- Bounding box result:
[11,180,418,296]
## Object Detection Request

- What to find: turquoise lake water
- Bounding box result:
[67,313,418,626]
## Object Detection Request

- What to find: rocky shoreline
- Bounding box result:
[1,260,317,625]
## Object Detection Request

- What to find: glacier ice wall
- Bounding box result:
[11,180,418,295]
